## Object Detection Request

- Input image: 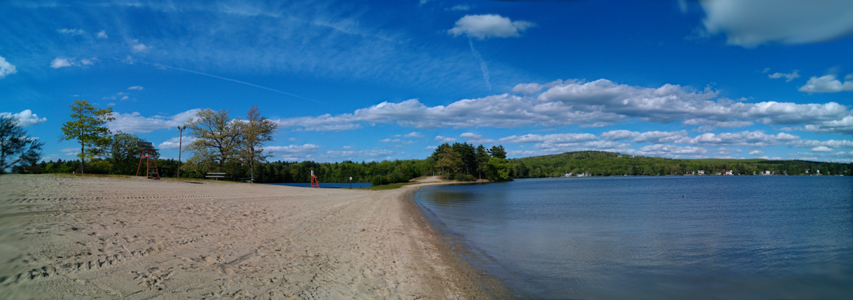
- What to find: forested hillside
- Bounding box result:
[510,151,853,177]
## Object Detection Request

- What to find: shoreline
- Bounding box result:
[0,174,513,299]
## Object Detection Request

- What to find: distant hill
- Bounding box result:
[509,151,852,177]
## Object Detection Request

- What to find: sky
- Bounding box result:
[2,0,853,163]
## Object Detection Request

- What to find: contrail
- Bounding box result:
[468,39,491,91]
[135,60,323,104]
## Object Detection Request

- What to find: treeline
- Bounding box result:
[510,151,853,177]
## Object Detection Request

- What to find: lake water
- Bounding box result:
[269,182,371,188]
[415,176,853,299]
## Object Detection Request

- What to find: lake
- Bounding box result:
[415,176,853,299]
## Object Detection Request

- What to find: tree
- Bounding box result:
[1,115,44,173]
[475,144,490,179]
[434,147,463,178]
[484,157,511,181]
[60,100,114,175]
[109,131,143,174]
[186,109,243,172]
[489,145,507,159]
[451,142,476,175]
[239,106,277,182]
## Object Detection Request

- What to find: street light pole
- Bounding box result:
[177,125,186,178]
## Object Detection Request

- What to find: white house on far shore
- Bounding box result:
[725,170,733,175]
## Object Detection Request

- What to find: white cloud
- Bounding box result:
[404,132,423,138]
[448,4,470,11]
[0,109,47,127]
[799,74,853,93]
[274,78,853,136]
[128,86,144,90]
[0,56,17,78]
[50,58,72,69]
[811,146,833,152]
[601,130,640,141]
[107,109,201,133]
[50,57,96,69]
[684,131,800,147]
[700,0,853,47]
[631,130,688,144]
[321,148,395,161]
[57,28,85,36]
[435,135,456,143]
[638,144,707,156]
[380,138,414,145]
[425,145,437,150]
[448,14,535,40]
[131,40,150,53]
[96,30,108,39]
[749,150,764,155]
[767,70,800,82]
[287,137,297,142]
[267,144,321,160]
[158,136,197,149]
[511,79,563,96]
[460,132,482,139]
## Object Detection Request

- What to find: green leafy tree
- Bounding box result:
[475,144,490,179]
[1,115,44,173]
[186,109,242,172]
[484,157,511,181]
[239,106,277,182]
[60,100,114,174]
[109,131,143,174]
[489,145,507,159]
[434,147,463,178]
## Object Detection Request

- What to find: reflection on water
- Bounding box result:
[416,176,853,299]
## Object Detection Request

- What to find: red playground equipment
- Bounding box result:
[310,170,319,188]
[136,141,160,180]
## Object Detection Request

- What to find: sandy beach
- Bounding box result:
[0,174,511,299]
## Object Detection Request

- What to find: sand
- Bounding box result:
[0,174,512,299]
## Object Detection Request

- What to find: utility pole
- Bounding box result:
[176,125,186,178]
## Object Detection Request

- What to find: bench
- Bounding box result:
[205,172,227,180]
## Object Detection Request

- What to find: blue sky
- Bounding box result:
[2,0,853,163]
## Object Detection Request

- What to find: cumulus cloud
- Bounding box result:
[511,79,563,96]
[51,58,72,69]
[321,148,395,161]
[107,109,201,133]
[0,109,47,127]
[435,135,456,143]
[799,74,853,93]
[380,138,414,145]
[700,0,853,47]
[131,40,150,53]
[638,144,707,156]
[267,144,321,160]
[811,146,833,152]
[158,136,197,149]
[460,132,482,139]
[96,30,108,39]
[767,70,800,82]
[749,150,764,155]
[448,14,535,40]
[0,56,17,78]
[448,4,470,11]
[404,132,423,138]
[57,28,85,36]
[684,131,800,147]
[274,78,853,136]
[128,86,144,90]
[50,57,96,69]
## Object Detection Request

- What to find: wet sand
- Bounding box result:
[0,174,512,299]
